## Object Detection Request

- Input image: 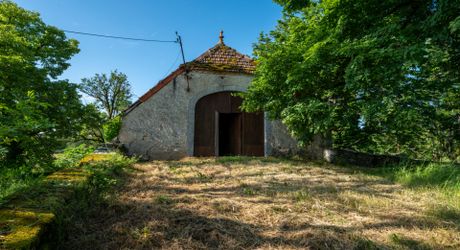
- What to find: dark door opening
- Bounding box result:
[218,113,242,156]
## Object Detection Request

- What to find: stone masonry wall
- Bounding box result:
[118,71,300,160]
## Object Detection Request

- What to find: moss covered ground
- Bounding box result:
[0,167,90,249]
[0,152,123,249]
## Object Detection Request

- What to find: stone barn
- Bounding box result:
[118,33,301,160]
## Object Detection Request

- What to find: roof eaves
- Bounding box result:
[122,66,185,116]
[122,43,256,116]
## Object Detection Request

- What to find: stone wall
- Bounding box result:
[264,119,302,157]
[118,70,300,160]
[323,148,405,167]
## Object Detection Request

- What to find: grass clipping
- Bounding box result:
[61,157,460,249]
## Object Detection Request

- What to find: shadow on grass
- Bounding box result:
[426,205,460,228]
[389,233,432,250]
[53,157,459,249]
[57,198,397,249]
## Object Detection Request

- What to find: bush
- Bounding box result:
[103,116,122,142]
[0,144,95,203]
[0,145,8,162]
[0,151,136,249]
[0,166,43,204]
[81,153,136,192]
[53,144,95,169]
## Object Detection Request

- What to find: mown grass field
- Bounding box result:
[60,157,460,249]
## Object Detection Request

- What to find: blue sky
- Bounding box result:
[13,0,282,101]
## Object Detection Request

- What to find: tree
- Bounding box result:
[103,116,122,142]
[80,71,132,119]
[242,0,460,160]
[0,0,83,168]
[76,104,122,144]
[77,104,106,143]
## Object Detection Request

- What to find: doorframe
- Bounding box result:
[188,87,272,157]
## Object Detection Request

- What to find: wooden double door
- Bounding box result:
[194,91,264,156]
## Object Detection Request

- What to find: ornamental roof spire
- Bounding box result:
[218,30,224,44]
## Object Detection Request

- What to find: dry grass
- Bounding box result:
[60,157,460,249]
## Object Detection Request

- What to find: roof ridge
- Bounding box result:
[190,43,255,73]
[123,41,256,115]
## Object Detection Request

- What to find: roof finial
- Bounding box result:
[219,30,224,44]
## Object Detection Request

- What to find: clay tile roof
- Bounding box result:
[187,43,256,74]
[123,33,256,115]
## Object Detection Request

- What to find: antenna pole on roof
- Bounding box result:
[176,31,190,92]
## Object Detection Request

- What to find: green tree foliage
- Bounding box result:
[53,144,94,169]
[78,106,122,144]
[80,70,132,120]
[0,0,82,168]
[243,0,460,160]
[79,71,132,144]
[103,116,122,142]
[78,104,106,143]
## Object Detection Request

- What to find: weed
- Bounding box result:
[183,171,214,183]
[293,189,311,202]
[131,226,151,240]
[271,206,288,213]
[196,172,212,182]
[212,201,239,213]
[389,233,431,250]
[352,236,382,250]
[0,167,43,204]
[242,187,256,196]
[155,195,174,205]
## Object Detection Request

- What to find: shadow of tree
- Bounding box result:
[59,198,394,249]
[55,158,458,249]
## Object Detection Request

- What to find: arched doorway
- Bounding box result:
[194,91,264,156]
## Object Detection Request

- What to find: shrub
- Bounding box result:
[0,144,95,203]
[0,166,43,204]
[53,144,95,169]
[0,145,8,162]
[103,116,122,142]
[82,153,136,192]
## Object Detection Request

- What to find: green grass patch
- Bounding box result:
[242,187,256,196]
[351,161,460,192]
[0,144,94,204]
[347,161,460,226]
[0,168,91,249]
[0,152,135,249]
[392,163,460,190]
[216,156,293,165]
[293,189,311,202]
[0,167,44,206]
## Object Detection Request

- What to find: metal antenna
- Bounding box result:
[176,32,190,91]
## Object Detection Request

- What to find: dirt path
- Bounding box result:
[61,157,459,249]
